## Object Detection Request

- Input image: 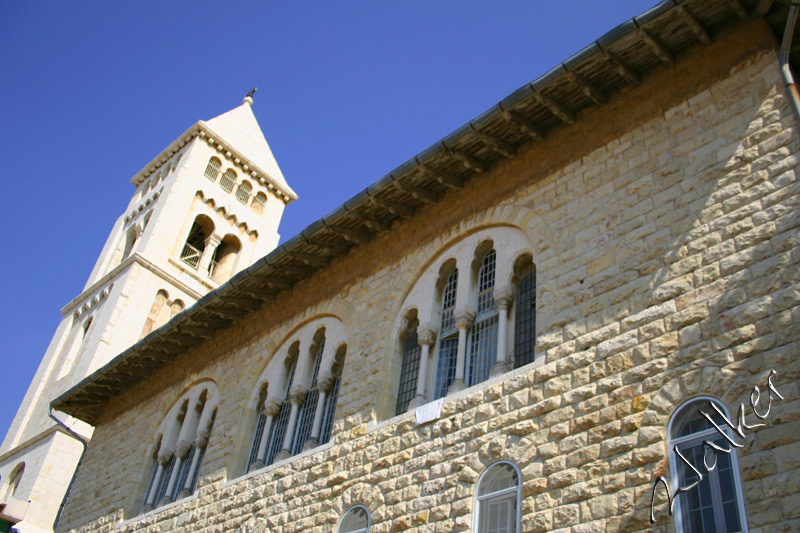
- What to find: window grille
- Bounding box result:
[468,314,498,386]
[319,377,340,445]
[220,169,236,193]
[440,270,458,336]
[180,243,202,269]
[468,250,498,386]
[235,181,252,204]
[187,445,205,494]
[319,355,343,445]
[395,328,420,415]
[155,454,177,504]
[264,361,296,466]
[475,462,520,533]
[514,270,536,368]
[434,269,458,400]
[174,445,195,499]
[251,192,267,214]
[670,399,747,533]
[291,340,325,454]
[247,411,267,470]
[204,157,221,181]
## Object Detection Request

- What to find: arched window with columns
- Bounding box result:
[141,382,218,513]
[394,227,536,414]
[248,318,347,471]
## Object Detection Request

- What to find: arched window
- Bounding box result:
[235,180,252,205]
[142,383,218,512]
[513,265,536,368]
[249,319,347,469]
[140,290,169,340]
[204,157,221,181]
[467,249,498,386]
[180,215,214,270]
[220,169,236,193]
[394,228,536,415]
[395,315,421,416]
[209,234,241,283]
[669,398,747,533]
[433,268,458,400]
[338,504,370,533]
[2,462,24,501]
[251,192,267,214]
[122,224,140,260]
[475,462,521,533]
[57,315,93,380]
[170,299,184,318]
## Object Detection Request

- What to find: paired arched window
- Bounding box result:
[204,157,221,181]
[142,383,218,513]
[668,397,747,533]
[248,320,347,472]
[395,228,536,413]
[235,180,252,205]
[338,505,370,533]
[475,462,521,533]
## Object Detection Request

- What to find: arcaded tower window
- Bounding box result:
[204,157,221,181]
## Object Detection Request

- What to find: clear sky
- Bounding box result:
[0,1,653,440]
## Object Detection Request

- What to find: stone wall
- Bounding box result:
[58,20,800,532]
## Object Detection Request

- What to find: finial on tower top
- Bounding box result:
[244,86,257,106]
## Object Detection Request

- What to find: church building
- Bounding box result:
[4,0,800,532]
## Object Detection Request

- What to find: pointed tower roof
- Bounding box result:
[200,100,295,195]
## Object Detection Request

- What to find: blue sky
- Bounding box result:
[0,1,653,439]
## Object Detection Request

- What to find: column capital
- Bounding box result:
[207,233,222,246]
[174,439,192,459]
[493,286,515,310]
[316,373,335,393]
[157,450,173,466]
[289,386,309,406]
[417,326,437,347]
[454,310,475,330]
[195,429,210,449]
[264,399,282,417]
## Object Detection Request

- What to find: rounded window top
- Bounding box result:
[478,461,519,497]
[670,397,727,439]
[338,504,369,533]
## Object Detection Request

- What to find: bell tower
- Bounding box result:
[0,95,296,533]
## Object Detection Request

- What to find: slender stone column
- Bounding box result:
[408,327,437,409]
[304,373,334,451]
[250,400,282,470]
[276,387,307,461]
[178,430,209,498]
[199,234,221,274]
[491,287,515,377]
[160,439,191,505]
[449,311,475,394]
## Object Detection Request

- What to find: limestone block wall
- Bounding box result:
[57,21,799,533]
